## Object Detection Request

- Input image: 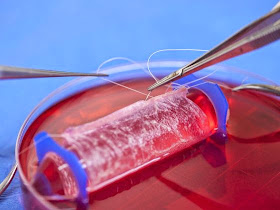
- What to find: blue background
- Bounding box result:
[0,1,279,209]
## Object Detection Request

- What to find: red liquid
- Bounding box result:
[19,79,280,209]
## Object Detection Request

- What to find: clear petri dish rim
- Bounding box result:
[14,60,277,209]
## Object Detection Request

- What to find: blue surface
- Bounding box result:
[0,1,279,209]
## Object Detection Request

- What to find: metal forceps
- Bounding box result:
[148,2,280,92]
[0,67,107,195]
[0,65,108,79]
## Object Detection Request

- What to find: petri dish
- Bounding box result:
[15,61,280,209]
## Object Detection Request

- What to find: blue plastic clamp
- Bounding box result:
[34,132,89,209]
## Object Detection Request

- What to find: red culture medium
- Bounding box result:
[19,79,280,209]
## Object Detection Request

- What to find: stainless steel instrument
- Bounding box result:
[148,2,280,91]
[0,65,108,79]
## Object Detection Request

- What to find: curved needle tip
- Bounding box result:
[233,84,280,96]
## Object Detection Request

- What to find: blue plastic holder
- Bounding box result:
[34,132,88,209]
[173,74,229,144]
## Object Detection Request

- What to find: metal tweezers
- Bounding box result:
[0,65,108,79]
[148,2,280,92]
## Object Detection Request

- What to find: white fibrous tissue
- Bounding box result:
[47,87,211,195]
